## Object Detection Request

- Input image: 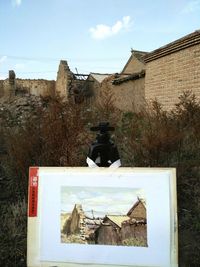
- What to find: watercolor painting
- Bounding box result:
[61,186,147,247]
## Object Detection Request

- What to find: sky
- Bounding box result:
[61,186,144,217]
[0,0,200,80]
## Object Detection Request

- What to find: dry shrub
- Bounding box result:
[89,84,121,125]
[82,86,122,143]
[117,91,200,265]
[0,199,27,267]
[0,90,200,266]
[2,95,88,200]
[0,95,89,266]
[118,91,200,168]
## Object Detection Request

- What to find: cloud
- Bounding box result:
[181,0,200,13]
[61,187,144,215]
[12,0,22,7]
[89,16,133,40]
[0,56,7,64]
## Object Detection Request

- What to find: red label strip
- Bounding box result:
[28,167,39,217]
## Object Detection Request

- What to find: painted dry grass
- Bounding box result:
[60,212,70,232]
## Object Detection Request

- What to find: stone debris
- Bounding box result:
[0,95,47,127]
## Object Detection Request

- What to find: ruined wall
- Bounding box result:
[96,219,147,246]
[97,225,120,245]
[83,77,100,105]
[0,80,4,97]
[145,44,200,110]
[100,77,145,112]
[0,71,16,99]
[0,61,75,100]
[85,76,99,97]
[121,222,147,242]
[72,79,87,104]
[56,60,73,97]
[16,79,55,97]
[63,204,86,236]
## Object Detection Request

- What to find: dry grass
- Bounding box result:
[0,91,200,266]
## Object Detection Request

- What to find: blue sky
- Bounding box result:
[0,0,200,80]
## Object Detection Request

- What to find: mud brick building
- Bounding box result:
[95,199,147,246]
[109,30,200,111]
[100,50,146,112]
[143,30,200,110]
[62,199,147,246]
[1,30,200,111]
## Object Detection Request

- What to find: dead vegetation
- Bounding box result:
[0,90,200,266]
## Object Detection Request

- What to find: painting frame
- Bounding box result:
[27,167,178,267]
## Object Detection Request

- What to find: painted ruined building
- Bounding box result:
[61,199,147,246]
[1,30,200,111]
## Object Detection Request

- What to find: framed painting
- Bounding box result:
[27,167,178,267]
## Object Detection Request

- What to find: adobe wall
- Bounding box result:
[63,204,86,236]
[145,44,200,110]
[56,60,73,97]
[83,77,100,105]
[129,203,146,219]
[121,222,147,241]
[100,77,145,112]
[0,80,4,97]
[97,225,120,245]
[87,76,100,98]
[123,55,146,74]
[16,79,55,97]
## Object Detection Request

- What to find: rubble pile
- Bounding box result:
[0,95,47,127]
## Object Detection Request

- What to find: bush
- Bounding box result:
[0,199,27,267]
[1,95,88,201]
[0,91,200,266]
[116,91,200,265]
[122,237,147,247]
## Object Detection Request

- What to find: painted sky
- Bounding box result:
[0,0,200,79]
[61,186,144,217]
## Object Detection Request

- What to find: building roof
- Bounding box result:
[122,217,147,225]
[143,30,200,62]
[121,50,148,73]
[127,199,146,217]
[89,73,111,83]
[105,215,129,228]
[131,49,148,63]
[112,70,145,85]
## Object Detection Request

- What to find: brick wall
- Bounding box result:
[145,44,200,110]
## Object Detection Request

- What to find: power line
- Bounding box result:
[0,55,60,62]
[0,66,121,75]
[0,71,56,74]
[0,54,127,63]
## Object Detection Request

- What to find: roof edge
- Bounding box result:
[112,70,145,85]
[121,49,147,73]
[143,30,200,63]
